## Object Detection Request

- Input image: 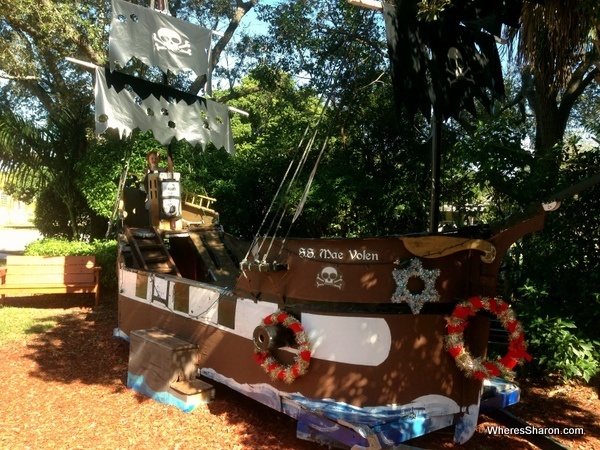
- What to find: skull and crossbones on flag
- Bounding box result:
[109,0,212,79]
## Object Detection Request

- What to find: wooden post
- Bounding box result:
[147,173,161,227]
[347,0,443,234]
[429,112,442,234]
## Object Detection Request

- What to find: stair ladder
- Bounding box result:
[124,225,181,276]
[188,229,240,287]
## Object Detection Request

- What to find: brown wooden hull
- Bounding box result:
[118,279,487,409]
[117,214,549,445]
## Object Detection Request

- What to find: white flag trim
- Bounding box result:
[109,0,212,79]
[94,68,234,154]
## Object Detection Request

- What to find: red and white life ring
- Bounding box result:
[253,310,311,383]
[445,296,532,380]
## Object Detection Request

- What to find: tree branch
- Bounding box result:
[0,73,40,81]
[211,0,258,71]
[559,53,600,122]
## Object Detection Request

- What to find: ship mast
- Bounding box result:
[348,0,442,233]
[150,0,169,13]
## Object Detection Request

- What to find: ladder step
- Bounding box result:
[137,243,163,250]
[170,378,215,397]
[132,229,156,239]
[144,255,169,263]
[153,266,177,274]
[125,225,180,277]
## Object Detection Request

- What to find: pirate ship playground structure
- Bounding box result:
[81,0,598,448]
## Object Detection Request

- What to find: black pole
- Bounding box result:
[428,111,442,234]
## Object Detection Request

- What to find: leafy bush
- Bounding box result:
[514,284,600,383]
[24,238,118,292]
[90,240,119,292]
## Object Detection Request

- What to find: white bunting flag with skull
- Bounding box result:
[109,0,212,79]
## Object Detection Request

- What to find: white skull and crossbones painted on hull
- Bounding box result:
[153,27,192,56]
[316,266,343,289]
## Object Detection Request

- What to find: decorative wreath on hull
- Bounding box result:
[253,311,312,384]
[445,296,532,380]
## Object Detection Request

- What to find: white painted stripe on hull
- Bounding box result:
[234,297,279,338]
[119,267,392,366]
[302,313,391,366]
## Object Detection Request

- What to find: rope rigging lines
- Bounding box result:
[241,39,363,269]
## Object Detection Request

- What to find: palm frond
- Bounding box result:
[0,112,53,193]
[517,0,598,88]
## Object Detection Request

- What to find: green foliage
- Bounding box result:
[446,108,536,220]
[221,73,429,239]
[256,1,388,97]
[24,238,95,256]
[92,240,119,292]
[296,84,430,237]
[33,187,84,239]
[77,135,132,219]
[502,142,600,334]
[24,238,118,292]
[194,69,327,238]
[0,107,100,239]
[515,285,600,382]
[416,0,452,21]
[525,316,600,383]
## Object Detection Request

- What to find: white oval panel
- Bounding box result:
[302,313,391,366]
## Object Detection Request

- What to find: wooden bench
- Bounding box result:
[0,255,101,311]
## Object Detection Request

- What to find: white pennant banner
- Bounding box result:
[94,68,234,154]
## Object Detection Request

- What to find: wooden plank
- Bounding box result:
[6,266,66,276]
[347,0,383,11]
[6,255,95,267]
[6,255,65,266]
[6,273,96,285]
[8,265,96,275]
[0,286,96,294]
[0,282,97,289]
[170,379,214,397]
[130,328,197,352]
[403,236,496,261]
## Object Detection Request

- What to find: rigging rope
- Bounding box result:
[106,162,129,239]
[259,97,333,262]
[242,13,367,267]
[241,73,336,264]
[248,105,321,259]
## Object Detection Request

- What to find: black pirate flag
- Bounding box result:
[383,0,523,120]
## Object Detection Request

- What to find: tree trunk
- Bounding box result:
[532,82,565,158]
[66,202,79,241]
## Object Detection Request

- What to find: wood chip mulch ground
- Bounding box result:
[0,291,598,450]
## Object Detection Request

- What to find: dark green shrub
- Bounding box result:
[32,186,107,240]
[523,315,600,382]
[514,284,600,383]
[24,238,118,292]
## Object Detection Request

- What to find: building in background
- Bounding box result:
[0,190,35,227]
